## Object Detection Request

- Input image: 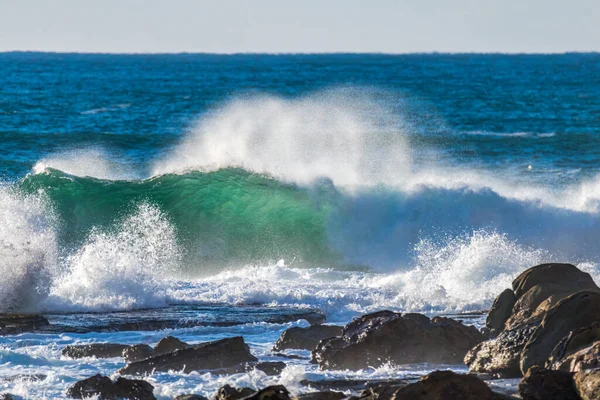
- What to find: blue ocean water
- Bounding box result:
[0,53,599,397]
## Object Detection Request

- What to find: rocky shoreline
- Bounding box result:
[2,263,600,399]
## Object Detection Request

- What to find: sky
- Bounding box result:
[1,0,598,53]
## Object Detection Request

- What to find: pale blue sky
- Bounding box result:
[1,0,598,53]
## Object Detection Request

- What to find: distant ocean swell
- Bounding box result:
[2,91,600,315]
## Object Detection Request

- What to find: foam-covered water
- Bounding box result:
[1,53,599,397]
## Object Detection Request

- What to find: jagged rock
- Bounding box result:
[213,385,255,400]
[392,370,495,400]
[252,361,287,376]
[274,325,343,351]
[486,289,516,335]
[465,323,539,378]
[154,336,189,356]
[521,291,600,374]
[548,322,600,371]
[66,374,155,399]
[120,336,257,375]
[517,366,579,400]
[573,368,600,400]
[295,392,345,400]
[312,311,484,370]
[124,344,155,363]
[175,395,208,400]
[551,342,600,372]
[512,263,597,299]
[0,314,49,335]
[273,353,307,360]
[242,386,290,400]
[61,343,130,359]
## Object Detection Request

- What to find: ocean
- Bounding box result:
[0,52,599,398]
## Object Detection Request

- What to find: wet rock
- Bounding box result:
[465,323,539,378]
[486,289,516,335]
[67,373,155,399]
[252,361,287,376]
[242,386,290,400]
[273,325,343,351]
[551,341,600,372]
[213,385,255,400]
[312,311,484,370]
[154,336,189,356]
[517,366,579,400]
[272,353,307,360]
[512,263,597,299]
[0,314,49,335]
[295,392,345,400]
[120,336,258,375]
[521,291,600,374]
[124,344,155,363]
[300,379,408,393]
[573,368,600,400]
[548,322,600,371]
[61,343,130,359]
[0,394,15,400]
[392,370,495,400]
[175,395,209,400]
[1,374,46,382]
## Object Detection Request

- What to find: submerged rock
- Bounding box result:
[154,336,189,356]
[124,344,155,363]
[393,370,495,400]
[312,311,484,370]
[242,386,290,400]
[0,314,49,335]
[274,325,343,351]
[252,361,287,376]
[573,368,600,400]
[295,392,345,400]
[174,395,209,400]
[67,373,155,400]
[120,336,257,375]
[517,367,579,400]
[61,343,130,359]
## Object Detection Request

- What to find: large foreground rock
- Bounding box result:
[312,311,484,370]
[520,291,600,374]
[547,322,600,372]
[120,336,257,375]
[393,370,495,400]
[517,367,579,400]
[67,374,155,399]
[574,368,600,400]
[62,343,130,359]
[274,325,343,351]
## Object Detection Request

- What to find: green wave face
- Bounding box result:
[18,168,339,269]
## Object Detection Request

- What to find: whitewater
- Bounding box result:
[1,53,599,398]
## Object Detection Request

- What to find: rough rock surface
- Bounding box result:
[174,395,208,400]
[548,322,600,371]
[520,291,600,374]
[486,289,516,335]
[120,336,257,375]
[295,392,345,400]
[66,373,155,399]
[213,385,256,400]
[465,323,538,378]
[273,325,343,351]
[312,311,484,370]
[574,368,600,400]
[393,370,495,400]
[123,344,155,363]
[241,386,290,400]
[61,343,130,359]
[154,336,189,356]
[0,314,49,335]
[517,367,579,400]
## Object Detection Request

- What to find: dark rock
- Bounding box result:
[154,336,189,356]
[512,263,598,299]
[312,311,484,370]
[551,342,600,372]
[120,336,257,375]
[252,362,287,376]
[272,353,307,360]
[61,343,130,359]
[124,344,155,363]
[1,374,46,382]
[0,394,15,400]
[66,373,155,399]
[213,385,256,400]
[295,392,345,400]
[0,314,49,335]
[465,323,539,378]
[274,325,343,351]
[548,322,600,371]
[573,368,600,400]
[175,395,209,400]
[242,386,290,400]
[517,366,579,400]
[393,370,495,400]
[521,291,600,374]
[486,289,516,335]
[300,379,408,393]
